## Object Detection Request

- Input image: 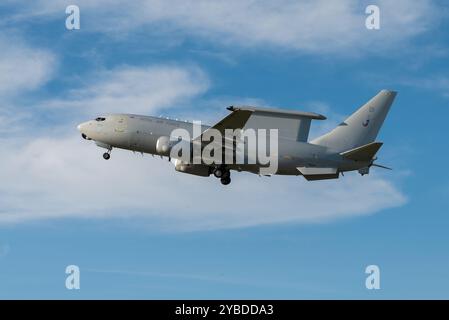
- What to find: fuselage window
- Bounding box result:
[95,117,106,122]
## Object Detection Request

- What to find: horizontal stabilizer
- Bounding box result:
[340,142,383,162]
[297,167,339,181]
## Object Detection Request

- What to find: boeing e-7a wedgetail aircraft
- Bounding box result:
[77,90,397,185]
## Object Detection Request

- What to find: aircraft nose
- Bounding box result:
[77,121,88,133]
[77,122,92,140]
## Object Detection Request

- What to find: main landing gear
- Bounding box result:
[213,166,231,185]
[220,176,231,185]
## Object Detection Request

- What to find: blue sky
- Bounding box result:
[0,0,448,299]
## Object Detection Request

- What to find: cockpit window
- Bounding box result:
[95,117,106,122]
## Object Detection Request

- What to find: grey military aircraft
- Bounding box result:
[77,90,397,185]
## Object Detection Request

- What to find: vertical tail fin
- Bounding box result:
[311,90,397,152]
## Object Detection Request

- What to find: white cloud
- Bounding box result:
[363,72,449,99]
[0,58,406,231]
[8,0,441,54]
[0,35,56,97]
[0,132,406,231]
[0,34,57,137]
[46,65,209,116]
[398,75,449,98]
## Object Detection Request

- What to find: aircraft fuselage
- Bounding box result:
[78,113,366,177]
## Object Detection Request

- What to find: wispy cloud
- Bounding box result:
[5,0,442,55]
[0,131,406,230]
[0,31,407,231]
[362,72,449,99]
[398,75,449,98]
[0,35,56,97]
[44,64,210,116]
[84,267,322,290]
[0,34,57,138]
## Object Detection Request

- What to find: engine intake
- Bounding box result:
[156,136,172,156]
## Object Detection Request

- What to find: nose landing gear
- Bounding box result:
[103,149,112,160]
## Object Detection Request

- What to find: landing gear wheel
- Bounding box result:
[103,152,111,160]
[221,170,230,179]
[220,177,231,185]
[213,168,223,178]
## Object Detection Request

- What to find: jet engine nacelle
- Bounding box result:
[174,160,211,177]
[156,136,175,156]
[158,136,194,160]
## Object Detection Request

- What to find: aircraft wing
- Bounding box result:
[207,109,253,135]
[227,106,326,120]
[194,109,253,142]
